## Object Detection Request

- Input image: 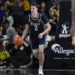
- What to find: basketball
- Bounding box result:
[14,37,23,47]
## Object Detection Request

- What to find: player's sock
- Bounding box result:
[39,65,43,70]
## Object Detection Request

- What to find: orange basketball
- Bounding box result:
[14,37,23,46]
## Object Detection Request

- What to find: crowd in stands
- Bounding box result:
[0,0,59,68]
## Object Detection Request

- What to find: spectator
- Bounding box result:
[49,0,60,22]
[0,27,4,49]
[3,0,7,3]
[30,0,37,4]
[11,0,25,33]
[49,0,59,8]
[6,0,15,13]
[0,4,6,25]
[53,4,60,22]
[39,2,47,16]
[48,8,57,38]
[0,27,10,68]
[0,28,5,68]
[0,0,3,5]
[5,10,14,26]
[20,0,30,14]
[0,4,5,18]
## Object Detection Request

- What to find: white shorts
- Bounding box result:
[32,44,45,54]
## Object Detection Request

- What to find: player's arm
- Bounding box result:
[22,24,29,40]
[38,15,51,39]
[38,22,51,39]
[42,22,51,35]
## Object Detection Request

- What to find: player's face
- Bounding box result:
[31,6,38,13]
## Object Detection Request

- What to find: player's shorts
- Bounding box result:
[30,35,46,54]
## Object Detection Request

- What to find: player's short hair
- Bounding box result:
[31,3,38,8]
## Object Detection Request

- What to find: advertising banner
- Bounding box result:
[44,0,75,69]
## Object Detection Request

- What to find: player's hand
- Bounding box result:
[38,33,43,39]
[21,36,24,40]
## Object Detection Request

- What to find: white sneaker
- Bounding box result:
[38,69,44,75]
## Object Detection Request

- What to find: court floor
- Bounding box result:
[0,69,75,75]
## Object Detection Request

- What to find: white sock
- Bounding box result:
[39,65,43,70]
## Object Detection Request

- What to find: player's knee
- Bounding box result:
[39,49,44,54]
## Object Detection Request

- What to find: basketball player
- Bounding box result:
[22,3,51,75]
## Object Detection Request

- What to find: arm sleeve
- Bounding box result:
[41,14,48,24]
